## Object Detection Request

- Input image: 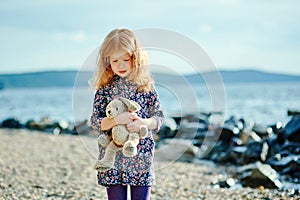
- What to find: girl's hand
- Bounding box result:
[126,115,145,133]
[114,112,133,125]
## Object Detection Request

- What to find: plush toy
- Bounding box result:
[94,97,148,172]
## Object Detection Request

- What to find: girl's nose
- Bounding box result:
[118,61,125,68]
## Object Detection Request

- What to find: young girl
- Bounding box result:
[90,28,164,200]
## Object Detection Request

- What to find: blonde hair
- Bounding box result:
[93,28,154,92]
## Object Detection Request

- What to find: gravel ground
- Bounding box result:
[0,129,297,200]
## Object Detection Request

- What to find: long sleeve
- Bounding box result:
[90,88,109,134]
[147,89,165,133]
[95,76,162,187]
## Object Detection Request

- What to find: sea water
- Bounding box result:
[0,82,299,126]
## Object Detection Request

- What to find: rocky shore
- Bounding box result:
[0,128,297,199]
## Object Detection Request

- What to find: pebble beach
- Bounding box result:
[0,129,295,200]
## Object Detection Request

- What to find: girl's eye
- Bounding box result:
[124,58,130,62]
[112,60,118,63]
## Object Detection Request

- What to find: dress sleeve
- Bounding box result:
[148,89,165,133]
[90,88,108,135]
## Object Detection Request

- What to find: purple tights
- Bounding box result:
[106,185,151,200]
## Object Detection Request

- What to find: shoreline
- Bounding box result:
[0,128,293,199]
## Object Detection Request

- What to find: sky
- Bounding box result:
[0,0,300,75]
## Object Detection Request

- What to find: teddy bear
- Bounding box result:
[94,97,148,172]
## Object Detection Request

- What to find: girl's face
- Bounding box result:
[109,51,133,78]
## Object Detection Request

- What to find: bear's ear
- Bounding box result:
[118,97,141,112]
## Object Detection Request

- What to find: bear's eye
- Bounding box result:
[116,108,118,111]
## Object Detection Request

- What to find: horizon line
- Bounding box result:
[0,67,299,77]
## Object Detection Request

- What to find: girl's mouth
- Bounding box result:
[119,70,126,74]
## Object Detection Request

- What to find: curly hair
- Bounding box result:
[92,28,154,92]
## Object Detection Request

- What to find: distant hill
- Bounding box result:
[0,70,92,88]
[0,69,299,88]
[186,70,300,84]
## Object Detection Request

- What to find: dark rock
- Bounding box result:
[269,121,284,134]
[229,137,243,148]
[226,116,245,130]
[171,115,182,125]
[240,130,262,145]
[57,120,69,130]
[211,151,231,163]
[218,178,237,188]
[154,139,200,163]
[288,109,300,116]
[242,141,269,164]
[176,122,208,140]
[237,161,282,189]
[194,131,220,158]
[215,125,239,143]
[229,146,247,164]
[171,113,209,128]
[25,117,76,135]
[268,154,300,175]
[157,117,178,139]
[266,135,284,158]
[284,116,300,142]
[0,115,81,135]
[204,140,234,163]
[202,141,226,161]
[214,116,244,143]
[158,114,210,141]
[273,127,286,145]
[73,119,92,135]
[252,123,273,138]
[281,141,300,154]
[280,181,300,195]
[58,120,81,135]
[25,117,56,130]
[1,118,23,128]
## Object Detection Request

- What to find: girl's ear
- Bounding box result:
[118,97,141,112]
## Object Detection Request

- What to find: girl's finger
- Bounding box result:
[130,113,138,119]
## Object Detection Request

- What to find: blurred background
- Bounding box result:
[1,0,300,75]
[0,0,299,126]
[1,1,300,196]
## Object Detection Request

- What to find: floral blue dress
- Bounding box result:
[90,76,164,187]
